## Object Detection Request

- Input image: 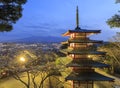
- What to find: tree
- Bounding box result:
[116,0,120,3]
[107,0,120,28]
[107,14,120,28]
[0,43,70,88]
[98,32,120,74]
[0,0,27,32]
[8,49,63,88]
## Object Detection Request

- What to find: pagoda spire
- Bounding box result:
[75,6,81,30]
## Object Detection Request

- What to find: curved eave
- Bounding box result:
[61,41,68,44]
[66,60,109,68]
[65,72,114,81]
[68,51,106,55]
[62,30,101,36]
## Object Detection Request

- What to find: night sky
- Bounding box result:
[0,0,120,41]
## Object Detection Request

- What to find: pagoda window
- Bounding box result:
[87,43,93,46]
[74,55,87,59]
[70,33,76,39]
[70,43,75,48]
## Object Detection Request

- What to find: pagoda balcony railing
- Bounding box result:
[70,36,86,39]
[69,37,89,40]
[68,39,103,43]
[61,48,97,54]
[61,40,102,46]
[75,33,87,36]
[69,45,97,49]
[72,47,97,51]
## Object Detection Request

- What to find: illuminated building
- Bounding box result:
[62,6,114,88]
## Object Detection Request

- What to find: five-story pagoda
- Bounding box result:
[62,6,114,88]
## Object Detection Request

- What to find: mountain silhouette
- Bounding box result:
[5,36,67,43]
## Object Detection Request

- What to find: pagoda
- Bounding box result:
[61,6,114,88]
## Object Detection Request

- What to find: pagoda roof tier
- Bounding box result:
[65,71,114,81]
[66,60,109,68]
[62,29,101,36]
[62,39,103,44]
[68,50,106,55]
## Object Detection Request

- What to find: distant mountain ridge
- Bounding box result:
[2,36,67,43]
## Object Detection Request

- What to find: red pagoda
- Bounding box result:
[62,6,114,88]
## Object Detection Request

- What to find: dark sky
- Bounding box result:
[0,0,120,41]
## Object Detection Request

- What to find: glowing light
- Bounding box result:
[88,55,91,58]
[73,43,75,47]
[20,57,25,62]
[72,54,74,57]
[70,43,75,47]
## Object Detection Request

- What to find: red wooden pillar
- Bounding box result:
[73,81,74,88]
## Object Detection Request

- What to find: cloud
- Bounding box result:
[24,22,66,34]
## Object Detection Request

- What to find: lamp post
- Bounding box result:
[19,57,26,69]
[20,57,26,62]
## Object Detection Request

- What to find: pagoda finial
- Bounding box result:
[75,6,80,30]
[76,6,79,27]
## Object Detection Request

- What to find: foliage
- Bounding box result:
[55,57,73,87]
[116,0,120,3]
[0,48,64,88]
[107,0,120,28]
[0,0,27,32]
[12,50,63,88]
[98,32,120,74]
[107,14,120,28]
